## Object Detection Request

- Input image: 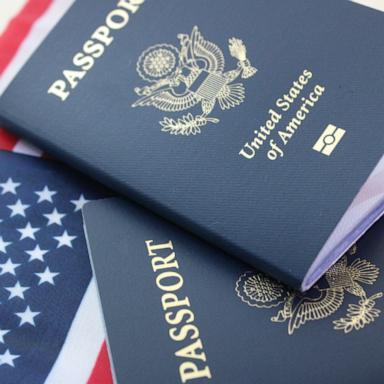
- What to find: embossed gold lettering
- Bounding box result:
[179,362,212,383]
[145,240,212,382]
[161,293,191,311]
[156,271,184,292]
[239,108,282,159]
[48,0,145,101]
[239,69,325,161]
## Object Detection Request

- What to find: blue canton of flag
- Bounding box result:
[0,151,107,384]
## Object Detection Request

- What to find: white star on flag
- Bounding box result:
[35,186,57,203]
[17,222,40,240]
[0,236,12,253]
[0,259,21,276]
[43,208,66,226]
[25,245,49,262]
[7,199,30,218]
[54,230,77,248]
[15,306,40,327]
[0,178,21,195]
[0,329,10,344]
[35,267,60,285]
[0,349,20,367]
[5,281,30,300]
[70,194,90,212]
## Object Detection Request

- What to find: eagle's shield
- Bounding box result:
[189,69,228,101]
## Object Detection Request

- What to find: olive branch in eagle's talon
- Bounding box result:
[333,292,383,333]
[160,114,219,136]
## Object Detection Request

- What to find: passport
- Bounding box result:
[83,197,384,384]
[1,0,384,289]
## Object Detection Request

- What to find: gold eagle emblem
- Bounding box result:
[235,246,383,335]
[132,26,257,135]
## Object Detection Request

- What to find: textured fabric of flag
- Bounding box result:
[0,150,110,383]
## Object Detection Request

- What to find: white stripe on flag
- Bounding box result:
[0,0,27,35]
[0,0,75,96]
[44,278,105,384]
[13,139,43,157]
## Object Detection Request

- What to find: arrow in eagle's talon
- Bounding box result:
[228,38,257,79]
[239,60,258,79]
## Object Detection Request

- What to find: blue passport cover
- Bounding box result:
[1,0,384,288]
[84,198,384,384]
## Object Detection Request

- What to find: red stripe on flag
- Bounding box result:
[0,128,18,151]
[0,0,52,74]
[0,0,52,153]
[87,342,113,384]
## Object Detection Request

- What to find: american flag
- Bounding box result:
[0,151,110,384]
